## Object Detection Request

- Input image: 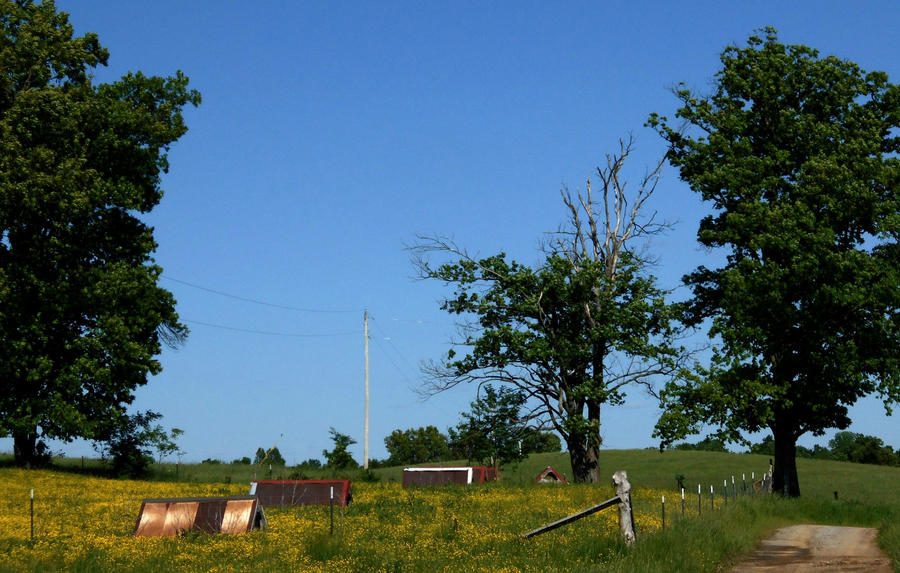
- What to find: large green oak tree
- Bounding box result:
[0,1,200,465]
[650,28,900,496]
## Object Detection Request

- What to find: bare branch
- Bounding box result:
[410,135,690,482]
[554,134,671,277]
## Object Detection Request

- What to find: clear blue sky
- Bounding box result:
[4,1,898,464]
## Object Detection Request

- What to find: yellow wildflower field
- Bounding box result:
[0,469,668,572]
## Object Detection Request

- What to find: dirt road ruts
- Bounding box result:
[730,524,892,572]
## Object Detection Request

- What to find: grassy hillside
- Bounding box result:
[15,447,893,504]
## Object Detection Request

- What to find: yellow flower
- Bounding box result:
[0,468,674,572]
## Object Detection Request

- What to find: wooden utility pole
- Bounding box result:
[364,310,369,470]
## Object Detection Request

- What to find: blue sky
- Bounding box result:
[4,1,898,464]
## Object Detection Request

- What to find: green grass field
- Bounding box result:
[1,450,897,571]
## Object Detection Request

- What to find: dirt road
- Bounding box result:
[729,524,893,572]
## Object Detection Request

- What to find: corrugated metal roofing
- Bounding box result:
[134,496,266,537]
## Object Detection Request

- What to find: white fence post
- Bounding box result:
[613,470,635,546]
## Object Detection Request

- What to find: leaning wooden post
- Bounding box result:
[613,470,635,546]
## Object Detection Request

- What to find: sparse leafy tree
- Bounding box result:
[448,385,528,467]
[323,428,358,470]
[0,0,200,466]
[414,138,685,482]
[651,28,900,496]
[94,410,166,478]
[150,427,184,465]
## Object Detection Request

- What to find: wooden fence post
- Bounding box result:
[613,470,635,546]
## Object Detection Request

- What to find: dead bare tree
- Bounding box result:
[413,136,685,483]
[556,134,670,272]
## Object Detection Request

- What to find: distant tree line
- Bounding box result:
[378,424,561,468]
[375,385,562,468]
[673,432,900,467]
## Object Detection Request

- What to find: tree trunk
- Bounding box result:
[566,426,600,483]
[772,426,801,497]
[562,382,602,483]
[13,430,38,468]
[585,441,600,483]
[585,399,601,483]
[566,431,601,483]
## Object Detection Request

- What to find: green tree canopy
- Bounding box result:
[92,410,179,478]
[673,436,728,452]
[520,428,562,454]
[651,28,900,496]
[829,432,897,466]
[0,0,200,465]
[254,446,286,466]
[448,384,528,467]
[323,428,358,470]
[384,425,449,466]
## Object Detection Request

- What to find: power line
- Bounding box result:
[162,276,363,313]
[370,335,418,387]
[184,319,360,338]
[370,318,421,379]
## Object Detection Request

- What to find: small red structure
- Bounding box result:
[402,466,500,487]
[134,496,266,537]
[535,466,569,484]
[403,467,473,487]
[403,466,500,487]
[250,479,352,507]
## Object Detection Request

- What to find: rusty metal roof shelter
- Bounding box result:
[535,466,569,484]
[250,479,352,507]
[134,496,266,537]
